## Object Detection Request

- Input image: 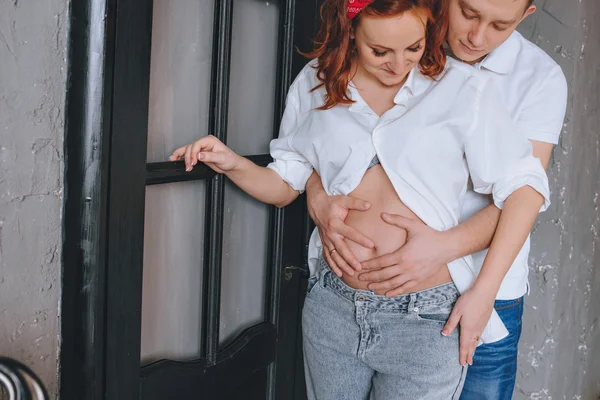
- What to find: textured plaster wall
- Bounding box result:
[516,0,600,399]
[0,0,69,398]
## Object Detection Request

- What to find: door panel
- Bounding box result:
[220,183,270,346]
[227,0,280,154]
[146,0,214,163]
[218,0,283,349]
[142,0,214,366]
[141,181,207,364]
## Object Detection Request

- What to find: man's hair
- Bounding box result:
[526,0,535,8]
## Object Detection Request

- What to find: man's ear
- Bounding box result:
[520,5,536,23]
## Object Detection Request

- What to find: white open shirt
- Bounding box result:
[267,58,550,343]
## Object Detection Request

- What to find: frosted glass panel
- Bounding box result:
[140,163,207,363]
[146,0,214,163]
[219,0,280,345]
[226,0,280,155]
[219,182,270,345]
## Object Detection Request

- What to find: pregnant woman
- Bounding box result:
[170,0,549,398]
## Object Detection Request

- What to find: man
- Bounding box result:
[304,0,568,398]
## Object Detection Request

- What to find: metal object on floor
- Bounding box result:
[0,357,48,400]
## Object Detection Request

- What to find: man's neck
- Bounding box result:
[463,55,487,66]
[444,42,489,65]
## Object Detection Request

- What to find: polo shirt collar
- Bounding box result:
[477,31,521,74]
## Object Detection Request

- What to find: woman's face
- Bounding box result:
[354,10,428,87]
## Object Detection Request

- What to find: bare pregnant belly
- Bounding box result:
[340,165,452,293]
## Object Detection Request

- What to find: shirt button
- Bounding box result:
[413,307,419,313]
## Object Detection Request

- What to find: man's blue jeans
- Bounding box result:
[460,297,524,400]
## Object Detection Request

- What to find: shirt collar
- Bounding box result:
[476,31,521,74]
[394,66,432,103]
[348,66,432,113]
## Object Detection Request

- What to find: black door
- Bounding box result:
[61,0,323,399]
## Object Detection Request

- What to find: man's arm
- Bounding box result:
[442,185,545,366]
[305,171,374,277]
[360,140,554,296]
[443,140,554,261]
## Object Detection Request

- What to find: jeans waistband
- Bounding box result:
[318,256,459,311]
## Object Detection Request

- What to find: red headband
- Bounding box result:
[348,0,375,19]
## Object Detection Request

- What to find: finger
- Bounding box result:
[467,344,476,366]
[458,328,478,366]
[322,246,343,277]
[332,238,362,271]
[459,331,471,366]
[190,140,204,167]
[360,265,403,283]
[198,151,225,165]
[384,280,417,297]
[169,147,186,161]
[341,196,371,211]
[361,253,399,271]
[442,308,461,337]
[184,145,193,171]
[381,213,418,230]
[368,274,411,293]
[193,137,216,163]
[338,224,374,249]
[330,249,355,277]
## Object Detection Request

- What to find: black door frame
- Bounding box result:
[60,0,322,399]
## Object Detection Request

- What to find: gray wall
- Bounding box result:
[516,0,600,399]
[0,0,69,398]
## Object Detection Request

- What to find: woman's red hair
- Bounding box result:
[304,0,448,110]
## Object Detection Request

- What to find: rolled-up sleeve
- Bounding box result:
[267,93,314,192]
[516,65,568,145]
[465,78,551,212]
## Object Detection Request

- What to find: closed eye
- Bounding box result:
[461,9,477,20]
[372,48,388,57]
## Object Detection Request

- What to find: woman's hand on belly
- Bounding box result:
[357,213,453,296]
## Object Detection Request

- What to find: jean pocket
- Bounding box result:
[494,297,522,311]
[306,275,320,295]
[416,312,451,324]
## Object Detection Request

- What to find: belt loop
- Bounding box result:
[408,293,416,312]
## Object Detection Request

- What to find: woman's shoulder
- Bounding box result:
[436,58,494,103]
[286,59,324,110]
[291,59,321,91]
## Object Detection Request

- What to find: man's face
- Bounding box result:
[448,0,536,64]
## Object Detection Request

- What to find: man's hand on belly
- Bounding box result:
[358,213,454,297]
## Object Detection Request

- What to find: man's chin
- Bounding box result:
[447,41,485,64]
[450,49,483,65]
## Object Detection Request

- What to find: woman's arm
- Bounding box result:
[226,156,300,208]
[170,135,299,208]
